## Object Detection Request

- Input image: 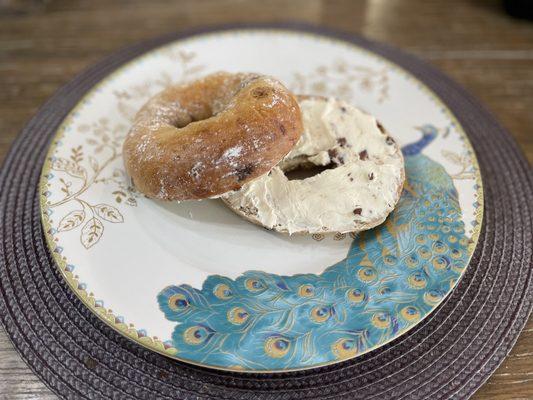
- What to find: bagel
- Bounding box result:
[123,72,303,200]
[222,96,405,234]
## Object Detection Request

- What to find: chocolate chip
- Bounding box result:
[279,123,286,135]
[327,148,346,166]
[359,150,368,160]
[236,164,254,181]
[328,149,338,159]
[368,172,374,180]
[353,208,362,215]
[251,87,269,98]
[377,121,386,134]
[350,177,354,182]
[386,136,395,145]
[340,106,347,113]
[337,137,347,147]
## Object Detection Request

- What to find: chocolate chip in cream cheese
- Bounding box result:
[222,96,405,235]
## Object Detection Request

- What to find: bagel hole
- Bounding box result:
[174,114,204,129]
[172,107,215,129]
[284,163,336,181]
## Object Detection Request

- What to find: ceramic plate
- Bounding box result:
[40,29,483,372]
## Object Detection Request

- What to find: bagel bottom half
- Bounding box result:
[221,96,405,235]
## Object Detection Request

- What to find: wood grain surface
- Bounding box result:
[0,0,532,399]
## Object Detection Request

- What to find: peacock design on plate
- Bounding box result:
[157,124,471,371]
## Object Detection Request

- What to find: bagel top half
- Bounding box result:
[123,72,303,200]
[222,96,405,234]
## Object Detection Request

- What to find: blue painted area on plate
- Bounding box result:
[158,124,469,370]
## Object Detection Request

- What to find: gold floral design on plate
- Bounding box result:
[441,149,478,180]
[290,59,389,103]
[49,51,206,249]
[49,119,136,249]
[114,50,206,122]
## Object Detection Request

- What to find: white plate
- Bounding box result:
[40,29,483,372]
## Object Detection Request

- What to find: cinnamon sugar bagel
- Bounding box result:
[123,72,303,200]
[222,96,405,235]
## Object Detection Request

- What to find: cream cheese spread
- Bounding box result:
[222,96,405,234]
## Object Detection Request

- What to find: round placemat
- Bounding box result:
[0,23,531,400]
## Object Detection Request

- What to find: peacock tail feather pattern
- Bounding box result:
[157,124,471,371]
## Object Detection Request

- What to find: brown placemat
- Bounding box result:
[0,23,531,400]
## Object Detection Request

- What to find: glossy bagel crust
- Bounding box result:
[123,72,303,200]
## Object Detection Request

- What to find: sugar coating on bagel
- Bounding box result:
[222,96,405,234]
[123,72,303,200]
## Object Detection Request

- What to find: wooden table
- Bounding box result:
[0,0,531,398]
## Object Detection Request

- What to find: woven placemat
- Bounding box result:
[0,24,532,400]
